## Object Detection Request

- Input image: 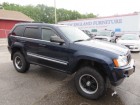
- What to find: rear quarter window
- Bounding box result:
[13,25,25,36]
[24,27,41,39]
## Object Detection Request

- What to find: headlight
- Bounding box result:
[113,56,128,67]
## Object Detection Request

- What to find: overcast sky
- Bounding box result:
[0,0,140,16]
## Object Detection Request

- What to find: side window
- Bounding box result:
[24,27,40,39]
[42,28,56,41]
[13,26,25,36]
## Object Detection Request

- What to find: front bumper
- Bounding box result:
[130,48,140,52]
[111,59,135,86]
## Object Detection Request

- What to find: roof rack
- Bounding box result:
[31,21,47,23]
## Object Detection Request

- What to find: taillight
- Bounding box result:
[8,33,12,36]
[8,32,16,36]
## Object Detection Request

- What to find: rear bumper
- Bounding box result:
[111,59,135,86]
[7,46,11,53]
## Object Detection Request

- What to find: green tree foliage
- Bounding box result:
[2,2,96,23]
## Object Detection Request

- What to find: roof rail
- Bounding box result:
[31,21,47,23]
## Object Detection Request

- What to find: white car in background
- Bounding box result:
[117,34,140,52]
[94,30,116,42]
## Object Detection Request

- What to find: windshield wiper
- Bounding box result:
[74,39,85,42]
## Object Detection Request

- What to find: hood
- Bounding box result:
[75,40,128,56]
[117,39,140,45]
[94,36,111,41]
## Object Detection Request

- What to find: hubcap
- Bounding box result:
[86,81,91,86]
[15,56,22,69]
[79,74,98,94]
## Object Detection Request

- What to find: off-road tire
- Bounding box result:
[75,66,105,99]
[13,52,30,73]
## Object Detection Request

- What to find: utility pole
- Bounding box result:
[0,5,4,9]
[54,0,57,24]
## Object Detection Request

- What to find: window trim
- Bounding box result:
[26,26,39,28]
[12,25,25,36]
[23,26,40,39]
[41,27,62,42]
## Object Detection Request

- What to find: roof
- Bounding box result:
[0,9,34,22]
[15,23,69,29]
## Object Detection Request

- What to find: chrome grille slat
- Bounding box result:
[127,54,131,63]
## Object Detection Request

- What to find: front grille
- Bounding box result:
[127,54,131,63]
[95,38,102,40]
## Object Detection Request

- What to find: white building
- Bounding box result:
[58,12,140,35]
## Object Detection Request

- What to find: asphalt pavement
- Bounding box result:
[0,39,140,105]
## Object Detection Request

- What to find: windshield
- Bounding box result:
[120,34,139,40]
[58,26,90,42]
[97,31,114,36]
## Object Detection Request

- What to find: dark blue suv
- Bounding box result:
[7,23,135,99]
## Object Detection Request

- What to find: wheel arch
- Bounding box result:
[11,42,25,60]
[71,57,113,82]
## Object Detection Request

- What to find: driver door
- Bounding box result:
[37,27,69,71]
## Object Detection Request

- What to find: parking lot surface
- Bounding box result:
[0,39,140,105]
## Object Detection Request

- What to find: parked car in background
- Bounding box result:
[94,30,116,42]
[82,30,95,38]
[117,34,140,52]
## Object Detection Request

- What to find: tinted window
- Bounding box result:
[42,28,56,41]
[13,26,25,36]
[24,27,40,39]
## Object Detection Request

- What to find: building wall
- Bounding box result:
[0,20,24,38]
[58,13,140,34]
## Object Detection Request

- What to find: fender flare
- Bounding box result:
[11,42,26,60]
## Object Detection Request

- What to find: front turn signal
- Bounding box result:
[113,59,119,67]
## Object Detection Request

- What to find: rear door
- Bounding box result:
[23,26,42,63]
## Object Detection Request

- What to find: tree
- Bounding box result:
[2,2,97,23]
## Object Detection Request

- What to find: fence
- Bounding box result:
[0,29,10,38]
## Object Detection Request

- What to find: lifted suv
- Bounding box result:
[8,23,135,99]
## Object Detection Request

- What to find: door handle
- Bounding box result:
[39,44,46,46]
[21,40,26,43]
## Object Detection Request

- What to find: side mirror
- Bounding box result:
[50,36,65,44]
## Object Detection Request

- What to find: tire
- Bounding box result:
[74,66,105,99]
[13,52,30,73]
